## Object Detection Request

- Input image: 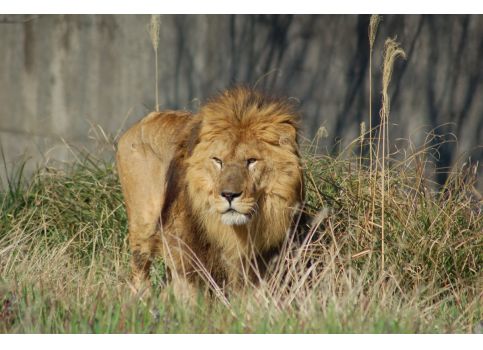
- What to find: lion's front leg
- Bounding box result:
[160,228,208,303]
[129,229,161,293]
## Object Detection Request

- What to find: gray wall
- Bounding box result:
[0,15,481,187]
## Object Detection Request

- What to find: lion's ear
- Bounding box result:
[279,135,292,147]
[277,122,298,148]
[186,120,202,156]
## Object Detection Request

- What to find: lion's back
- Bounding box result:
[116,110,195,247]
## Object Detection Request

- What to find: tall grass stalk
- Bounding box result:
[150,15,161,112]
[368,14,380,232]
[378,38,406,272]
[358,122,366,198]
[368,15,380,178]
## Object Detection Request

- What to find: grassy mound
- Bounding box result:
[0,142,480,333]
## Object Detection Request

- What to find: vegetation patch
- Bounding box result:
[0,139,480,333]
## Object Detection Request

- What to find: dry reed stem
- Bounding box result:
[368,15,380,176]
[149,15,161,112]
[358,121,366,198]
[368,15,381,231]
[379,38,406,273]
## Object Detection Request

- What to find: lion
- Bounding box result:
[116,87,304,298]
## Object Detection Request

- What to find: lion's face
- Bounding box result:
[185,88,303,228]
[202,137,267,226]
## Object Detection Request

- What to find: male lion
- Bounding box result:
[116,87,304,297]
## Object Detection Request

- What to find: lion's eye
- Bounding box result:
[246,158,257,167]
[212,157,223,168]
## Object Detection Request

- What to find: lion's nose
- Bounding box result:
[221,191,242,204]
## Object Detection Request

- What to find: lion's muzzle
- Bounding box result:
[215,163,255,226]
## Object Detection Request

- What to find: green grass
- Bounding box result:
[0,141,481,333]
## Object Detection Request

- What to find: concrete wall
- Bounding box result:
[0,15,481,187]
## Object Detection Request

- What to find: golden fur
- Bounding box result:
[116,87,303,296]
